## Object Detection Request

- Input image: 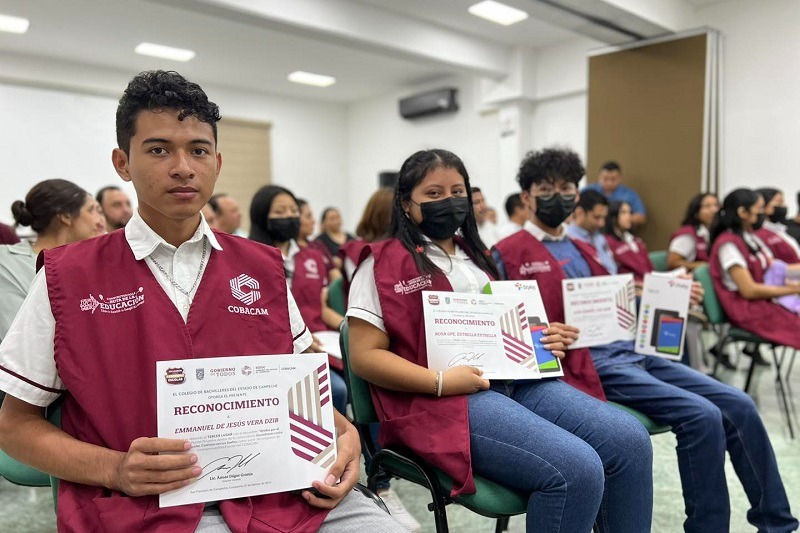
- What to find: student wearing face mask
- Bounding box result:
[249,185,348,414]
[753,187,800,264]
[347,149,654,533]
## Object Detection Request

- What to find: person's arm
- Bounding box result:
[667,251,706,272]
[631,213,647,227]
[320,288,345,330]
[0,395,198,496]
[728,265,800,300]
[629,192,647,227]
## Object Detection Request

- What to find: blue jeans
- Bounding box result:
[598,355,798,533]
[331,369,347,414]
[468,379,653,533]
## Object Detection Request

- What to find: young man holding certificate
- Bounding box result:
[493,147,797,533]
[347,149,654,533]
[0,71,403,533]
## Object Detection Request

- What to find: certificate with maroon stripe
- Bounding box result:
[422,290,542,380]
[156,353,336,507]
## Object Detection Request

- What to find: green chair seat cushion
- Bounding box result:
[728,328,767,344]
[0,448,51,487]
[607,401,671,435]
[378,453,528,516]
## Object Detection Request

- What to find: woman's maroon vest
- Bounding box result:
[606,234,653,282]
[291,246,329,333]
[493,231,607,401]
[710,231,800,350]
[44,230,328,532]
[670,225,709,262]
[756,227,800,264]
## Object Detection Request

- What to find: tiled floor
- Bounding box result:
[1,350,797,532]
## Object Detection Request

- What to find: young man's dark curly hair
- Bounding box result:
[517,147,585,191]
[115,70,222,155]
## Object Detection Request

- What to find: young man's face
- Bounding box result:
[472,191,487,224]
[112,109,221,228]
[579,204,608,233]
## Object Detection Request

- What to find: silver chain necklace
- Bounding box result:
[148,238,208,303]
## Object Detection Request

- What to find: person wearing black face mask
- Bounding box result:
[754,187,800,264]
[248,185,349,416]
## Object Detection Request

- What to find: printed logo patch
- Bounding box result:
[165,367,185,385]
[394,274,432,295]
[304,259,320,279]
[79,287,145,315]
[230,274,261,305]
[519,261,552,275]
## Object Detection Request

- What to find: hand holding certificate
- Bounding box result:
[156,353,336,507]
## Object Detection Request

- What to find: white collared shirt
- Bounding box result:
[718,231,773,291]
[0,211,311,407]
[669,225,710,262]
[763,219,800,258]
[524,220,569,242]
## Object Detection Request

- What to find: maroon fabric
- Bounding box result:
[365,238,481,498]
[291,246,329,333]
[606,234,653,282]
[338,239,369,296]
[45,230,328,533]
[0,222,20,245]
[710,231,800,350]
[756,227,800,264]
[493,231,607,401]
[670,225,709,262]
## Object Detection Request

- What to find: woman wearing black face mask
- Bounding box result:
[249,185,349,413]
[347,149,655,533]
[754,187,800,264]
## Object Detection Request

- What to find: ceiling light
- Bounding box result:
[288,71,336,88]
[468,1,529,26]
[134,42,196,62]
[0,14,30,34]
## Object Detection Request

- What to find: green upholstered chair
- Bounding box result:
[648,250,669,272]
[327,276,347,316]
[607,402,671,435]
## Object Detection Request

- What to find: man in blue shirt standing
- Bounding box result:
[582,161,646,227]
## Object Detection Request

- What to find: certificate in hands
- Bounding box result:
[422,290,541,379]
[562,274,636,348]
[156,353,336,508]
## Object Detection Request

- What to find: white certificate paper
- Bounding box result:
[562,274,636,348]
[635,274,693,359]
[422,290,541,379]
[156,353,337,507]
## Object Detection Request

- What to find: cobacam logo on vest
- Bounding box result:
[228,274,270,316]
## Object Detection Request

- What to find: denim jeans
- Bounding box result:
[468,379,653,533]
[598,355,798,533]
[331,369,347,414]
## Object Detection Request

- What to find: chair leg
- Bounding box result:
[772,346,795,439]
[743,357,757,393]
[495,516,510,533]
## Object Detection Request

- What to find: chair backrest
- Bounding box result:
[649,250,669,272]
[338,322,379,425]
[693,264,727,326]
[327,277,347,316]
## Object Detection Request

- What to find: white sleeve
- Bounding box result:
[668,235,697,261]
[287,290,313,353]
[0,268,63,407]
[719,242,747,272]
[343,257,356,282]
[345,256,386,333]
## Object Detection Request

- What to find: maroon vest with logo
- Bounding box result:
[291,246,329,333]
[365,238,485,498]
[710,231,800,350]
[670,225,709,262]
[44,230,329,533]
[756,227,800,264]
[493,231,607,401]
[606,234,653,282]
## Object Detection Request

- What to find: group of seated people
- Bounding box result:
[0,70,798,533]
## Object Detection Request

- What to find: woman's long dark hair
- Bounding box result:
[11,179,87,234]
[248,185,298,246]
[391,149,499,279]
[681,192,717,227]
[709,188,762,253]
[605,200,629,240]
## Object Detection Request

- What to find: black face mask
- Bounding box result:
[535,194,576,228]
[267,217,300,242]
[752,213,766,231]
[770,206,788,223]
[416,196,470,241]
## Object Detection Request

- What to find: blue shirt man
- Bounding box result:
[582,161,646,226]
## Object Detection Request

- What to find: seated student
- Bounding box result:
[667,192,719,271]
[348,148,654,533]
[471,187,501,248]
[754,187,800,264]
[493,148,798,533]
[499,192,527,239]
[249,185,348,414]
[582,161,646,227]
[0,70,403,533]
[298,198,341,282]
[710,188,800,346]
[340,187,394,285]
[566,189,618,275]
[786,191,800,243]
[314,207,354,269]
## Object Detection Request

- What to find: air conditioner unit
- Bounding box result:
[399,88,458,119]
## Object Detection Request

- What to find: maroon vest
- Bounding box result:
[338,239,369,296]
[670,225,709,262]
[710,231,800,350]
[366,238,483,498]
[493,231,607,401]
[606,234,653,282]
[45,230,329,533]
[291,246,329,333]
[756,227,800,264]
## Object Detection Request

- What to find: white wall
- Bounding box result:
[0,80,348,229]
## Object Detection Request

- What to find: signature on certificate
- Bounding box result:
[199,453,262,480]
[448,352,485,367]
